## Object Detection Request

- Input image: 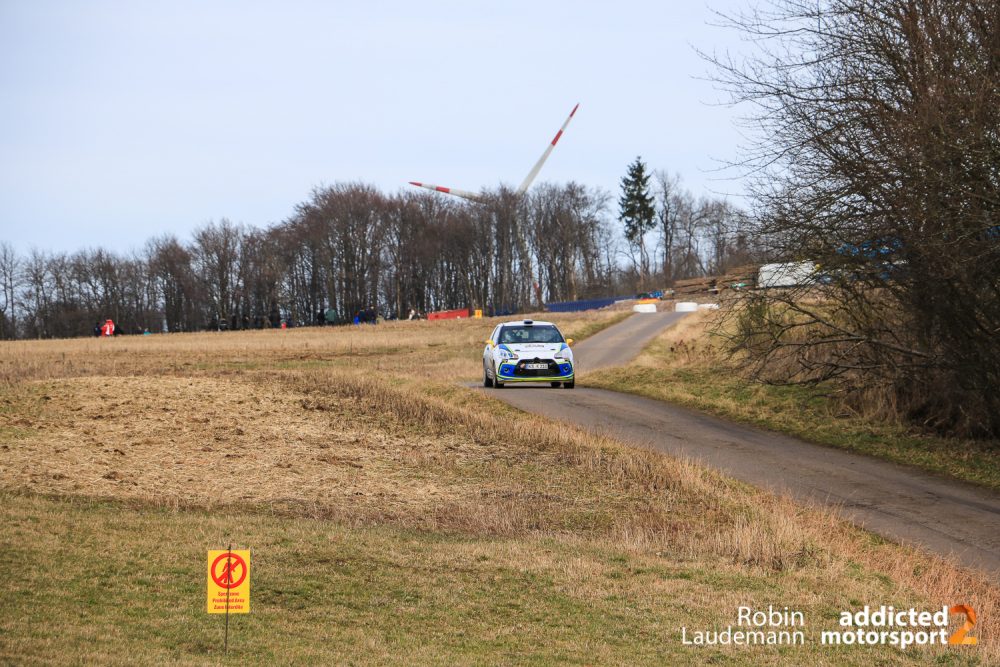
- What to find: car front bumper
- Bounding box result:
[496,359,574,382]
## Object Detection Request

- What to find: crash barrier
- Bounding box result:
[675,302,699,312]
[633,303,657,313]
[698,303,721,310]
[545,296,626,313]
[427,308,471,321]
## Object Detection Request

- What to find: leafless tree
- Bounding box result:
[528,182,611,302]
[149,235,198,332]
[653,172,681,285]
[0,242,20,339]
[191,219,245,330]
[710,0,1000,436]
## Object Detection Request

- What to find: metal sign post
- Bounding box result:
[224,544,231,655]
[207,546,250,655]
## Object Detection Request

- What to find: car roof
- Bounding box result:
[499,320,557,327]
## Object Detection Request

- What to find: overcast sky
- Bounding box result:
[0,1,751,254]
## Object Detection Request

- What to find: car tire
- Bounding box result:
[550,382,561,388]
[563,380,575,389]
[493,363,504,389]
[483,361,494,388]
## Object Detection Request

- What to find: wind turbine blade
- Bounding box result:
[517,103,579,195]
[408,181,483,203]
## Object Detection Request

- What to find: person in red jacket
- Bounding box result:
[101,319,115,337]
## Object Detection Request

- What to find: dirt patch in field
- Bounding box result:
[0,376,475,517]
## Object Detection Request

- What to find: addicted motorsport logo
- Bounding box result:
[821,604,977,649]
[679,604,978,650]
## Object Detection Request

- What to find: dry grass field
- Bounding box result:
[1,311,996,664]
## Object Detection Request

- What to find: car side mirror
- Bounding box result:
[485,339,493,346]
[566,338,574,345]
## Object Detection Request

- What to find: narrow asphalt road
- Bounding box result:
[479,312,1000,576]
[574,310,689,372]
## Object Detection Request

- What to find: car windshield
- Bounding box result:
[498,324,563,344]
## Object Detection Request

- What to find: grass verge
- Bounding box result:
[584,311,1000,491]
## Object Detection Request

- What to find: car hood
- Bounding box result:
[501,342,571,357]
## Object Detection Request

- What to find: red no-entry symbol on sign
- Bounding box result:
[211,552,247,589]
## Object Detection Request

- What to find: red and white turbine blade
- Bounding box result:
[517,103,579,195]
[408,181,483,203]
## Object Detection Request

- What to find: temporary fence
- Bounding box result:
[544,296,626,313]
[427,308,471,321]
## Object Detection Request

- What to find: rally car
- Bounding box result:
[483,319,575,388]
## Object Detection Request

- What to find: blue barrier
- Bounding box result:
[545,296,627,313]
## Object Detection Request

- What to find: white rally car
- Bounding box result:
[483,319,575,388]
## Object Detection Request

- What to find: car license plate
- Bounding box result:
[525,363,548,370]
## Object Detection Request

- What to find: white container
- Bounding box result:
[757,261,818,288]
[633,303,657,313]
[675,302,698,312]
[698,303,721,310]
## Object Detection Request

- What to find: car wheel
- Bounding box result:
[550,382,561,388]
[563,380,575,389]
[483,361,494,388]
[493,363,504,388]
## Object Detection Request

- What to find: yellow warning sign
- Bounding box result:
[207,549,250,614]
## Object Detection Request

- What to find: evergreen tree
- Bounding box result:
[618,156,656,287]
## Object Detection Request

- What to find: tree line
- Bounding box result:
[0,178,752,339]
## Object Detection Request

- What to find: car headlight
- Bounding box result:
[499,349,516,360]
